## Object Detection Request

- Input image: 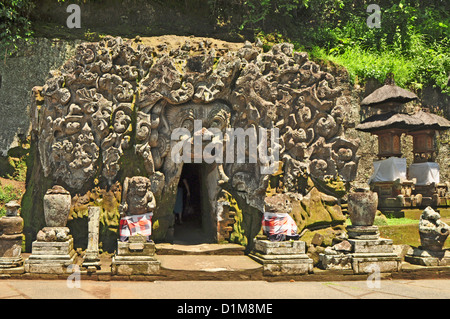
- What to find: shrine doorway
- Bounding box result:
[173,163,220,244]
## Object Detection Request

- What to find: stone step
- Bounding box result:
[156,255,263,280]
[155,243,245,255]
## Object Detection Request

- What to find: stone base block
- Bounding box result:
[250,240,313,276]
[319,253,352,270]
[351,253,402,274]
[249,252,313,276]
[111,240,160,275]
[82,250,101,271]
[24,252,76,274]
[0,257,25,274]
[254,240,306,255]
[24,238,76,274]
[346,225,380,240]
[405,248,450,266]
[117,241,156,257]
[111,256,161,275]
[349,238,394,254]
[320,237,401,274]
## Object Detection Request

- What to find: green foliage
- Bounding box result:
[236,0,450,95]
[0,0,34,55]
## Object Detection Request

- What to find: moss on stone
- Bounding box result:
[225,191,248,247]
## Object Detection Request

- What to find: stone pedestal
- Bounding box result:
[249,240,313,276]
[82,207,101,271]
[111,236,161,276]
[0,201,25,273]
[320,226,401,274]
[24,233,76,274]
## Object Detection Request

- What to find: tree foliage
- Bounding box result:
[207,0,449,93]
[0,0,34,53]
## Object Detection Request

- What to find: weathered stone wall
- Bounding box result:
[0,38,80,156]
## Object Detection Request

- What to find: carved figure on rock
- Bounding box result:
[419,206,450,251]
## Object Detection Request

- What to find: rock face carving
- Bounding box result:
[31,36,359,243]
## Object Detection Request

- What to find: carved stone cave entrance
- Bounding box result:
[173,162,223,245]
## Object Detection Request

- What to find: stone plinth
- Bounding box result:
[111,236,160,276]
[319,226,401,274]
[0,233,24,274]
[249,240,313,276]
[405,247,450,266]
[24,237,76,274]
[0,202,25,273]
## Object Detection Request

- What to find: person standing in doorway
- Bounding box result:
[174,178,190,224]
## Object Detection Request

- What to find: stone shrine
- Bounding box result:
[0,201,25,273]
[24,186,76,274]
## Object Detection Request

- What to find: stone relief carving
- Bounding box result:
[32,36,359,240]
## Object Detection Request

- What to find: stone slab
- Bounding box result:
[348,238,394,254]
[351,254,402,274]
[111,257,161,276]
[117,241,156,257]
[319,253,353,270]
[405,255,450,267]
[346,225,380,240]
[254,240,306,255]
[0,256,23,270]
[30,238,74,255]
[249,253,313,276]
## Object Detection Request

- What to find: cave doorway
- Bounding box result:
[173,163,219,244]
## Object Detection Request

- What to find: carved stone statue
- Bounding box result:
[119,176,155,242]
[119,176,156,217]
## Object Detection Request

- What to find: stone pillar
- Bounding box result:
[82,206,101,271]
[25,186,76,274]
[0,201,24,273]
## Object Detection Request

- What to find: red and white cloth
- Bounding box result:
[119,213,153,238]
[262,212,298,237]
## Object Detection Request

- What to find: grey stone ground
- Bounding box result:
[0,278,449,299]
